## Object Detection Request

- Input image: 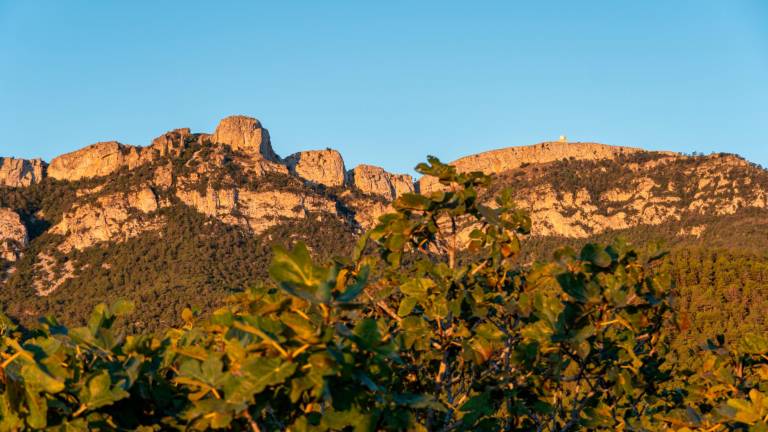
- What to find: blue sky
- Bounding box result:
[1,1,766,174]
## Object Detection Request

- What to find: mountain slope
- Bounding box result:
[0,116,766,333]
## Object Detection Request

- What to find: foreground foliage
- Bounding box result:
[0,158,766,430]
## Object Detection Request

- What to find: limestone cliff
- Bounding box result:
[176,186,338,234]
[491,152,767,238]
[419,141,675,193]
[0,157,46,187]
[51,187,162,252]
[4,116,767,308]
[48,141,151,181]
[211,115,279,161]
[0,209,28,262]
[347,164,414,200]
[150,128,200,157]
[285,149,346,188]
[46,116,286,182]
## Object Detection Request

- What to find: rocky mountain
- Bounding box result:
[0,115,766,330]
[0,157,46,187]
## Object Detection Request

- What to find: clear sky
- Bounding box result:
[1,1,767,174]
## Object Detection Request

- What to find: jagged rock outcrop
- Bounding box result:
[285,149,346,188]
[47,116,285,182]
[0,157,46,187]
[150,128,201,157]
[5,117,768,329]
[419,142,676,193]
[48,141,152,181]
[347,164,414,200]
[502,153,767,238]
[176,186,338,234]
[51,187,162,251]
[0,209,28,262]
[212,115,279,161]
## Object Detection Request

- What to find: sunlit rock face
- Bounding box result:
[51,187,162,252]
[0,157,46,187]
[495,153,767,238]
[176,186,338,234]
[0,208,28,262]
[418,141,673,193]
[47,116,284,182]
[150,128,204,157]
[285,149,346,188]
[211,115,279,162]
[347,164,414,200]
[48,141,151,181]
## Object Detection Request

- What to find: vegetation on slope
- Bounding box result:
[0,158,766,430]
[0,202,356,333]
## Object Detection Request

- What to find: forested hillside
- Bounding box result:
[0,116,766,360]
[1,158,767,431]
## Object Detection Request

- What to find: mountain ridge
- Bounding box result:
[0,114,766,330]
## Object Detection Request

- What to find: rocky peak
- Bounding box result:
[48,141,151,181]
[418,142,677,193]
[150,128,193,157]
[285,149,346,188]
[212,115,279,162]
[347,164,414,200]
[0,208,28,262]
[0,157,46,187]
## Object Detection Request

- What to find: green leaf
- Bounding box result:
[400,278,434,298]
[243,357,298,393]
[81,370,130,410]
[24,388,48,429]
[110,299,135,316]
[398,297,418,317]
[21,364,65,394]
[336,266,369,303]
[281,312,319,343]
[581,244,613,268]
[394,193,432,211]
[87,303,109,335]
[353,319,381,350]
[270,243,332,304]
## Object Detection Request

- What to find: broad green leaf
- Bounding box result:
[243,357,298,393]
[398,297,418,317]
[581,244,613,268]
[400,278,434,298]
[21,364,65,394]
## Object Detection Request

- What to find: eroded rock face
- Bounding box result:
[48,141,152,181]
[51,187,162,251]
[419,142,675,193]
[212,115,279,161]
[150,128,192,157]
[342,193,392,229]
[285,149,346,188]
[0,208,28,262]
[347,164,414,200]
[0,158,46,187]
[176,186,338,234]
[41,116,287,183]
[505,153,768,238]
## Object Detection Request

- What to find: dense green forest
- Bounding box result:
[0,158,767,430]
